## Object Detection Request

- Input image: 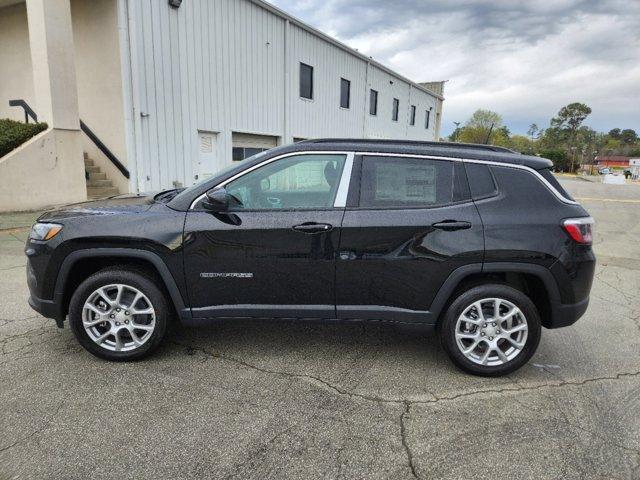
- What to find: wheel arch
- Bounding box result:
[431,263,560,328]
[54,249,189,322]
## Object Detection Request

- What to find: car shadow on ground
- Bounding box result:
[157,317,455,375]
[163,317,435,351]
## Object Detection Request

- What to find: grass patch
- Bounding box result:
[0,118,48,158]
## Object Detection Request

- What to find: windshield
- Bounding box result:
[169,150,270,205]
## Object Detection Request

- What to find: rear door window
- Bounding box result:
[359,156,456,208]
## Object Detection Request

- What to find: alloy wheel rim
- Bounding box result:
[454,297,528,366]
[82,283,156,352]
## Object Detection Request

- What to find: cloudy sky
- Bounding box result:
[271,0,640,137]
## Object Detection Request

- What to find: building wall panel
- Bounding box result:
[129,0,440,191]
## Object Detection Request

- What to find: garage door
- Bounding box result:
[232,133,279,161]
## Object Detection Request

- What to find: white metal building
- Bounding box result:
[0,0,444,199]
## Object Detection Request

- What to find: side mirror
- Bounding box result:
[202,187,229,212]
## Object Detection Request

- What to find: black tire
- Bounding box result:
[439,284,541,376]
[68,267,169,361]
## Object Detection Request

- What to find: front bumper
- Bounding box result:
[547,297,589,329]
[28,293,65,328]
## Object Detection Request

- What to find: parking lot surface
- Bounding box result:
[1,178,639,479]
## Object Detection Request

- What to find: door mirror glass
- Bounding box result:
[202,187,230,212]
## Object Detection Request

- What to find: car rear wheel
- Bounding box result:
[69,268,169,361]
[440,284,541,376]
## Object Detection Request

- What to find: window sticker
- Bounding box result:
[375,164,436,203]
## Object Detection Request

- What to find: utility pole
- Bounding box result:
[453,122,461,142]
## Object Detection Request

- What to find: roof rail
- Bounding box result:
[298,138,515,154]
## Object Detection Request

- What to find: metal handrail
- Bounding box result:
[79,120,130,179]
[9,99,37,123]
[9,99,130,179]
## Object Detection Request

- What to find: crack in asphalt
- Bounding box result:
[400,402,421,480]
[594,268,635,306]
[0,315,43,329]
[6,232,27,243]
[512,392,640,478]
[0,400,64,455]
[0,315,40,323]
[633,459,640,480]
[172,341,640,478]
[171,341,640,407]
[592,289,640,333]
[0,321,56,356]
[172,342,417,405]
[0,264,26,272]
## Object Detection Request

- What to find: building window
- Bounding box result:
[425,109,431,129]
[232,147,267,161]
[340,78,351,108]
[392,98,399,121]
[300,63,313,100]
[369,89,378,116]
[410,105,416,126]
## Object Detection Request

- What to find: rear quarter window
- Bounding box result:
[464,163,498,199]
[538,168,575,201]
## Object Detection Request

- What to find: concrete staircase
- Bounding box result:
[84,152,119,199]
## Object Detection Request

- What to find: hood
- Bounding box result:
[38,193,156,222]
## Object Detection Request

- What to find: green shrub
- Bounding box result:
[0,118,48,158]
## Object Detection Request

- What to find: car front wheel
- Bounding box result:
[68,268,169,361]
[440,284,541,376]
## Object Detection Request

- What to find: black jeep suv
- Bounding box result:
[25,139,595,376]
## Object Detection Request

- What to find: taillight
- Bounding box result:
[562,217,594,245]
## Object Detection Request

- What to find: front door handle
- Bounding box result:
[432,220,472,231]
[292,222,333,234]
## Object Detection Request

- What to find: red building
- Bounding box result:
[595,155,630,167]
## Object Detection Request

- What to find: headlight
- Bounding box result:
[29,223,63,241]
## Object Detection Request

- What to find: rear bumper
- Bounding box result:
[547,297,589,329]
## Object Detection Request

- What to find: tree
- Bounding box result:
[551,103,592,134]
[466,109,503,130]
[499,126,511,138]
[608,128,621,139]
[550,102,592,172]
[539,150,570,171]
[508,135,535,154]
[539,126,567,150]
[620,129,638,145]
[457,109,504,144]
[527,123,540,139]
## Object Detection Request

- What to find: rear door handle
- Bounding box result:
[431,220,472,231]
[292,222,333,234]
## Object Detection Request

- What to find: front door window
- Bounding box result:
[225,154,347,210]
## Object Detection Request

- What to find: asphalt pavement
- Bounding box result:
[1,177,639,479]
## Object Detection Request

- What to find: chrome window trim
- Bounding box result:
[355,152,579,205]
[190,149,578,210]
[333,152,355,208]
[189,150,353,210]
